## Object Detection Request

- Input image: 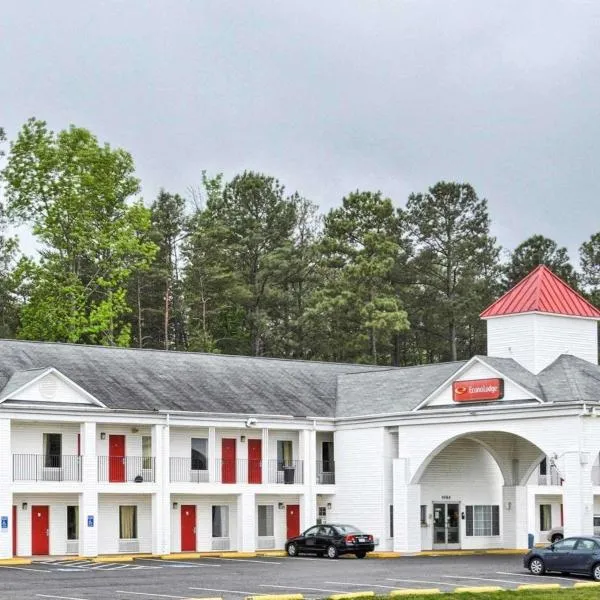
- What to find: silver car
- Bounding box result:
[546,517,600,543]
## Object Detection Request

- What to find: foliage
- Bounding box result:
[580,232,600,306]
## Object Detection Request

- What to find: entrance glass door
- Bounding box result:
[432,502,460,550]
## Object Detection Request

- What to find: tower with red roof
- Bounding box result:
[480,265,600,373]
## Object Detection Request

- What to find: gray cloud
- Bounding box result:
[2,0,599,261]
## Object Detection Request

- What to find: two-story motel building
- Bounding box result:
[1,265,600,559]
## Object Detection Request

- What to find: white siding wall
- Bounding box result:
[420,438,504,550]
[333,427,386,544]
[487,313,598,373]
[170,428,210,458]
[95,426,152,458]
[98,494,152,554]
[12,423,80,455]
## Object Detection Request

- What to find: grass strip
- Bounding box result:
[365,590,600,600]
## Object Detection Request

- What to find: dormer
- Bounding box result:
[480,265,600,374]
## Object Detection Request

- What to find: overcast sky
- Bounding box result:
[2,1,599,262]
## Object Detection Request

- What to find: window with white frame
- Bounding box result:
[43,433,62,468]
[258,505,274,537]
[540,504,552,531]
[142,435,152,470]
[465,505,499,536]
[212,506,229,538]
[67,506,79,540]
[191,438,208,471]
[277,440,293,469]
[119,506,138,539]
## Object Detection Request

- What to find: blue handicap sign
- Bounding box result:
[0,516,7,530]
[87,515,94,527]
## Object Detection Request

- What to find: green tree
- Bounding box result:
[504,234,577,289]
[402,181,501,362]
[1,118,156,345]
[305,190,409,364]
[580,232,600,306]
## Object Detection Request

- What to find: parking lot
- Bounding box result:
[0,554,595,600]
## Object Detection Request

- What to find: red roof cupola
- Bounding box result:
[481,265,600,320]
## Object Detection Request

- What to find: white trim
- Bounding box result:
[481,310,600,322]
[412,356,544,411]
[0,367,107,408]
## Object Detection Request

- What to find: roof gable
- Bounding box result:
[480,265,600,319]
[0,367,106,407]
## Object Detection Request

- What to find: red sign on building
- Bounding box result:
[452,378,504,402]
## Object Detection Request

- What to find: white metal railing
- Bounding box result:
[538,465,563,486]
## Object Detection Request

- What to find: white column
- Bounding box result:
[152,422,170,555]
[392,458,421,553]
[0,419,12,559]
[502,485,528,549]
[261,428,269,484]
[299,429,317,530]
[526,488,537,544]
[563,451,594,538]
[237,492,256,552]
[208,427,216,483]
[80,422,98,557]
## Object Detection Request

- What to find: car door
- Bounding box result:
[545,537,578,572]
[302,526,320,553]
[317,525,335,553]
[568,538,600,574]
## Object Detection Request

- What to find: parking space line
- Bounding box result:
[203,557,282,565]
[190,587,257,595]
[137,558,218,567]
[386,578,456,587]
[443,575,537,585]
[36,595,89,600]
[0,565,51,573]
[497,571,581,582]
[260,585,345,594]
[116,591,188,599]
[325,581,399,590]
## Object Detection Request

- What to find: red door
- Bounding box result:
[286,504,300,540]
[12,505,17,556]
[31,506,49,555]
[248,439,262,484]
[181,505,196,552]
[109,434,126,482]
[222,438,236,483]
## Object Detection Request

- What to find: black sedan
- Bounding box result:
[285,524,375,559]
[524,536,600,580]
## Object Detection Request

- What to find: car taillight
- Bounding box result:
[367,535,373,542]
[345,534,356,543]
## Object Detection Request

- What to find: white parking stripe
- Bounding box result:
[138,558,217,567]
[116,591,188,599]
[36,595,89,600]
[386,578,456,587]
[326,581,400,590]
[443,575,537,585]
[0,565,51,573]
[203,557,281,565]
[497,571,581,582]
[189,587,257,595]
[260,585,345,593]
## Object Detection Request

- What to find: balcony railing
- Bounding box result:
[13,454,82,482]
[316,460,335,484]
[592,466,600,485]
[538,465,563,486]
[169,458,304,484]
[98,456,155,483]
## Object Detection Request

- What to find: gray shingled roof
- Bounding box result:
[0,368,49,402]
[475,356,546,400]
[538,354,600,402]
[336,361,468,417]
[0,340,385,417]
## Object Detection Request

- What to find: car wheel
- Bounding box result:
[551,534,563,543]
[326,544,339,559]
[355,551,366,559]
[593,563,600,581]
[287,542,298,557]
[529,557,545,576]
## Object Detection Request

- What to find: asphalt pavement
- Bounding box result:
[0,554,594,600]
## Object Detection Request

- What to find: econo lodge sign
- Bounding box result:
[452,378,504,402]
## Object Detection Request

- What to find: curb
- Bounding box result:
[454,587,504,593]
[0,558,32,566]
[328,593,375,600]
[517,583,562,590]
[574,582,600,588]
[390,590,441,596]
[246,595,304,600]
[91,555,134,563]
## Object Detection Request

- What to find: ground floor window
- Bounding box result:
[212,506,229,538]
[317,506,327,525]
[540,504,552,531]
[465,505,499,536]
[258,505,274,537]
[67,505,78,540]
[119,506,138,539]
[389,505,394,538]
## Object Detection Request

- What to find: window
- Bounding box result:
[539,458,547,475]
[553,538,577,552]
[142,436,152,470]
[119,506,137,539]
[304,526,319,538]
[258,505,274,537]
[420,505,427,526]
[191,438,208,471]
[389,505,394,538]
[277,440,293,469]
[576,539,598,553]
[67,506,79,540]
[44,433,62,468]
[322,441,333,472]
[317,506,327,525]
[539,504,552,531]
[465,505,500,536]
[212,506,229,538]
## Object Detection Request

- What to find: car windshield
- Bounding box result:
[334,525,363,534]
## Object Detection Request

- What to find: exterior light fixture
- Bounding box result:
[240,435,246,442]
[22,502,28,510]
[278,502,285,510]
[327,502,332,510]
[172,502,178,510]
[100,432,106,440]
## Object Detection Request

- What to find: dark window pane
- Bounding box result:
[191,438,208,470]
[44,433,62,468]
[67,506,78,540]
[466,506,473,536]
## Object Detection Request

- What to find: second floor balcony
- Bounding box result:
[13,454,82,482]
[98,456,156,483]
[170,458,304,484]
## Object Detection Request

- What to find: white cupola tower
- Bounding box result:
[481,265,600,374]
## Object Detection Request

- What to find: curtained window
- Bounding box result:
[257,505,274,537]
[191,438,208,471]
[67,506,79,540]
[119,506,138,539]
[540,504,552,531]
[277,440,293,470]
[43,433,62,468]
[142,436,152,470]
[212,506,229,538]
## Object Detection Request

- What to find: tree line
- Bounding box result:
[0,119,598,366]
